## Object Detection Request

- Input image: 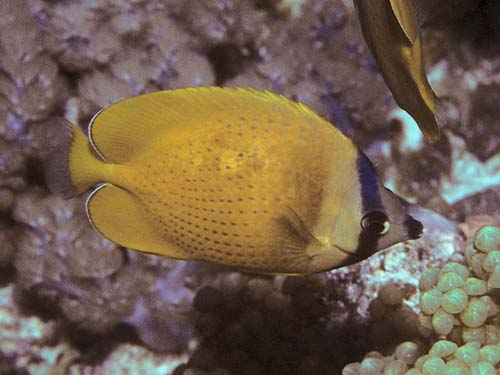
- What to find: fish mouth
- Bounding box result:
[406,215,423,239]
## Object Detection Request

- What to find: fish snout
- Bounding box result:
[406,215,423,239]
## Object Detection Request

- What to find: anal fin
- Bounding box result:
[86,184,190,259]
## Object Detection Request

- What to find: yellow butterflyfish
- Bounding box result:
[45,87,423,275]
[354,0,440,141]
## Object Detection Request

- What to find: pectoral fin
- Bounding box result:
[270,207,321,254]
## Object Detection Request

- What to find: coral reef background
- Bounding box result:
[0,0,499,374]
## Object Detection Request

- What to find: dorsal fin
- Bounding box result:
[390,0,419,45]
[87,87,332,163]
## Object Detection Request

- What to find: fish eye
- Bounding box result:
[361,211,390,235]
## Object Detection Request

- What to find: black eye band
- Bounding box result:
[356,153,384,213]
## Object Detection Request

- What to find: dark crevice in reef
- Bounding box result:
[253,0,286,19]
[458,0,500,56]
[0,265,15,287]
[15,288,61,322]
[431,0,500,58]
[64,322,141,365]
[56,65,84,92]
[0,264,15,286]
[207,42,258,85]
[177,279,377,375]
[463,83,500,162]
[15,285,143,366]
[0,352,28,375]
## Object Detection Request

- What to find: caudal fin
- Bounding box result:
[44,118,107,198]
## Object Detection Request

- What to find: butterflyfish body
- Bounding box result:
[354,0,440,141]
[45,87,423,275]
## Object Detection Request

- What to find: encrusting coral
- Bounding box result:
[0,2,67,134]
[69,343,186,375]
[31,0,215,122]
[12,192,130,330]
[342,224,500,375]
[0,283,81,375]
[11,192,204,352]
[0,0,68,216]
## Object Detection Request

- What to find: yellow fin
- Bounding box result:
[88,87,332,163]
[268,208,350,274]
[390,0,419,44]
[270,207,321,255]
[86,183,190,259]
[354,1,440,141]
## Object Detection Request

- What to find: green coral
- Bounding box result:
[343,225,500,375]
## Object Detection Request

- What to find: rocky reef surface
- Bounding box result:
[0,0,499,374]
